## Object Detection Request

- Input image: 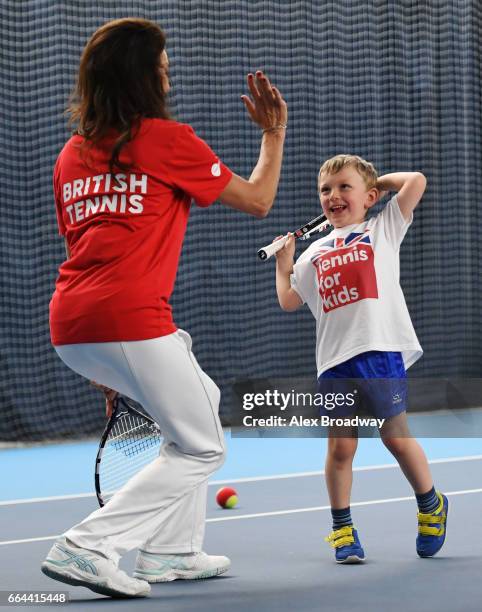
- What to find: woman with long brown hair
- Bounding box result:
[41,18,287,598]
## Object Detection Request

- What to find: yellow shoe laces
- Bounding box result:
[417,492,446,537]
[325,526,355,549]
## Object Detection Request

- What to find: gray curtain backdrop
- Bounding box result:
[1,1,480,440]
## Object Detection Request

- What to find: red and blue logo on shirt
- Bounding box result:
[311,230,378,313]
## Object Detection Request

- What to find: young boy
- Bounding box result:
[274,154,447,563]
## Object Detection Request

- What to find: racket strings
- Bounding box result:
[110,414,160,457]
[99,412,162,502]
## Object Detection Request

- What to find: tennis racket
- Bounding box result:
[257,213,331,260]
[95,395,162,507]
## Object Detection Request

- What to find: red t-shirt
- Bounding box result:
[49,119,232,345]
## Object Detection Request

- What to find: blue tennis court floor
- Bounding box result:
[0,434,481,611]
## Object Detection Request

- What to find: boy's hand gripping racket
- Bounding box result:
[257,213,331,260]
[95,395,162,507]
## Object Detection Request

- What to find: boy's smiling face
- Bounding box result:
[319,165,379,228]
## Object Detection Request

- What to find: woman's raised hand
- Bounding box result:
[241,71,288,132]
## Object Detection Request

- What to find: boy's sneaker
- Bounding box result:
[325,526,365,563]
[416,492,448,558]
[133,550,231,582]
[41,537,150,598]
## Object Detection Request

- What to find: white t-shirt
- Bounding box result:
[290,195,422,376]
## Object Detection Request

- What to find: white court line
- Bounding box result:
[1,454,481,507]
[1,487,481,547]
[211,453,482,484]
[207,488,482,522]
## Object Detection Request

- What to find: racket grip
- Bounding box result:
[257,235,289,260]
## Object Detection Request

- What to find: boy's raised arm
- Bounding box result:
[376,172,427,221]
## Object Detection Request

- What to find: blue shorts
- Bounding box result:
[317,351,407,419]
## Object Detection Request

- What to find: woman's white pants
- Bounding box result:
[54,329,225,565]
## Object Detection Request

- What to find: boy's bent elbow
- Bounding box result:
[280,303,299,312]
[278,292,303,312]
[413,172,427,188]
[413,172,427,202]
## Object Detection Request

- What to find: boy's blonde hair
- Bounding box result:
[318,154,378,190]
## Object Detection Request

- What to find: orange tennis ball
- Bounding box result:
[216,486,238,509]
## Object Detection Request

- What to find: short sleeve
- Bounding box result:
[163,124,233,207]
[380,195,412,248]
[53,159,66,236]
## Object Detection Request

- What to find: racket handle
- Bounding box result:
[257,235,289,261]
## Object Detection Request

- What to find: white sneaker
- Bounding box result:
[41,538,150,598]
[133,550,231,583]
